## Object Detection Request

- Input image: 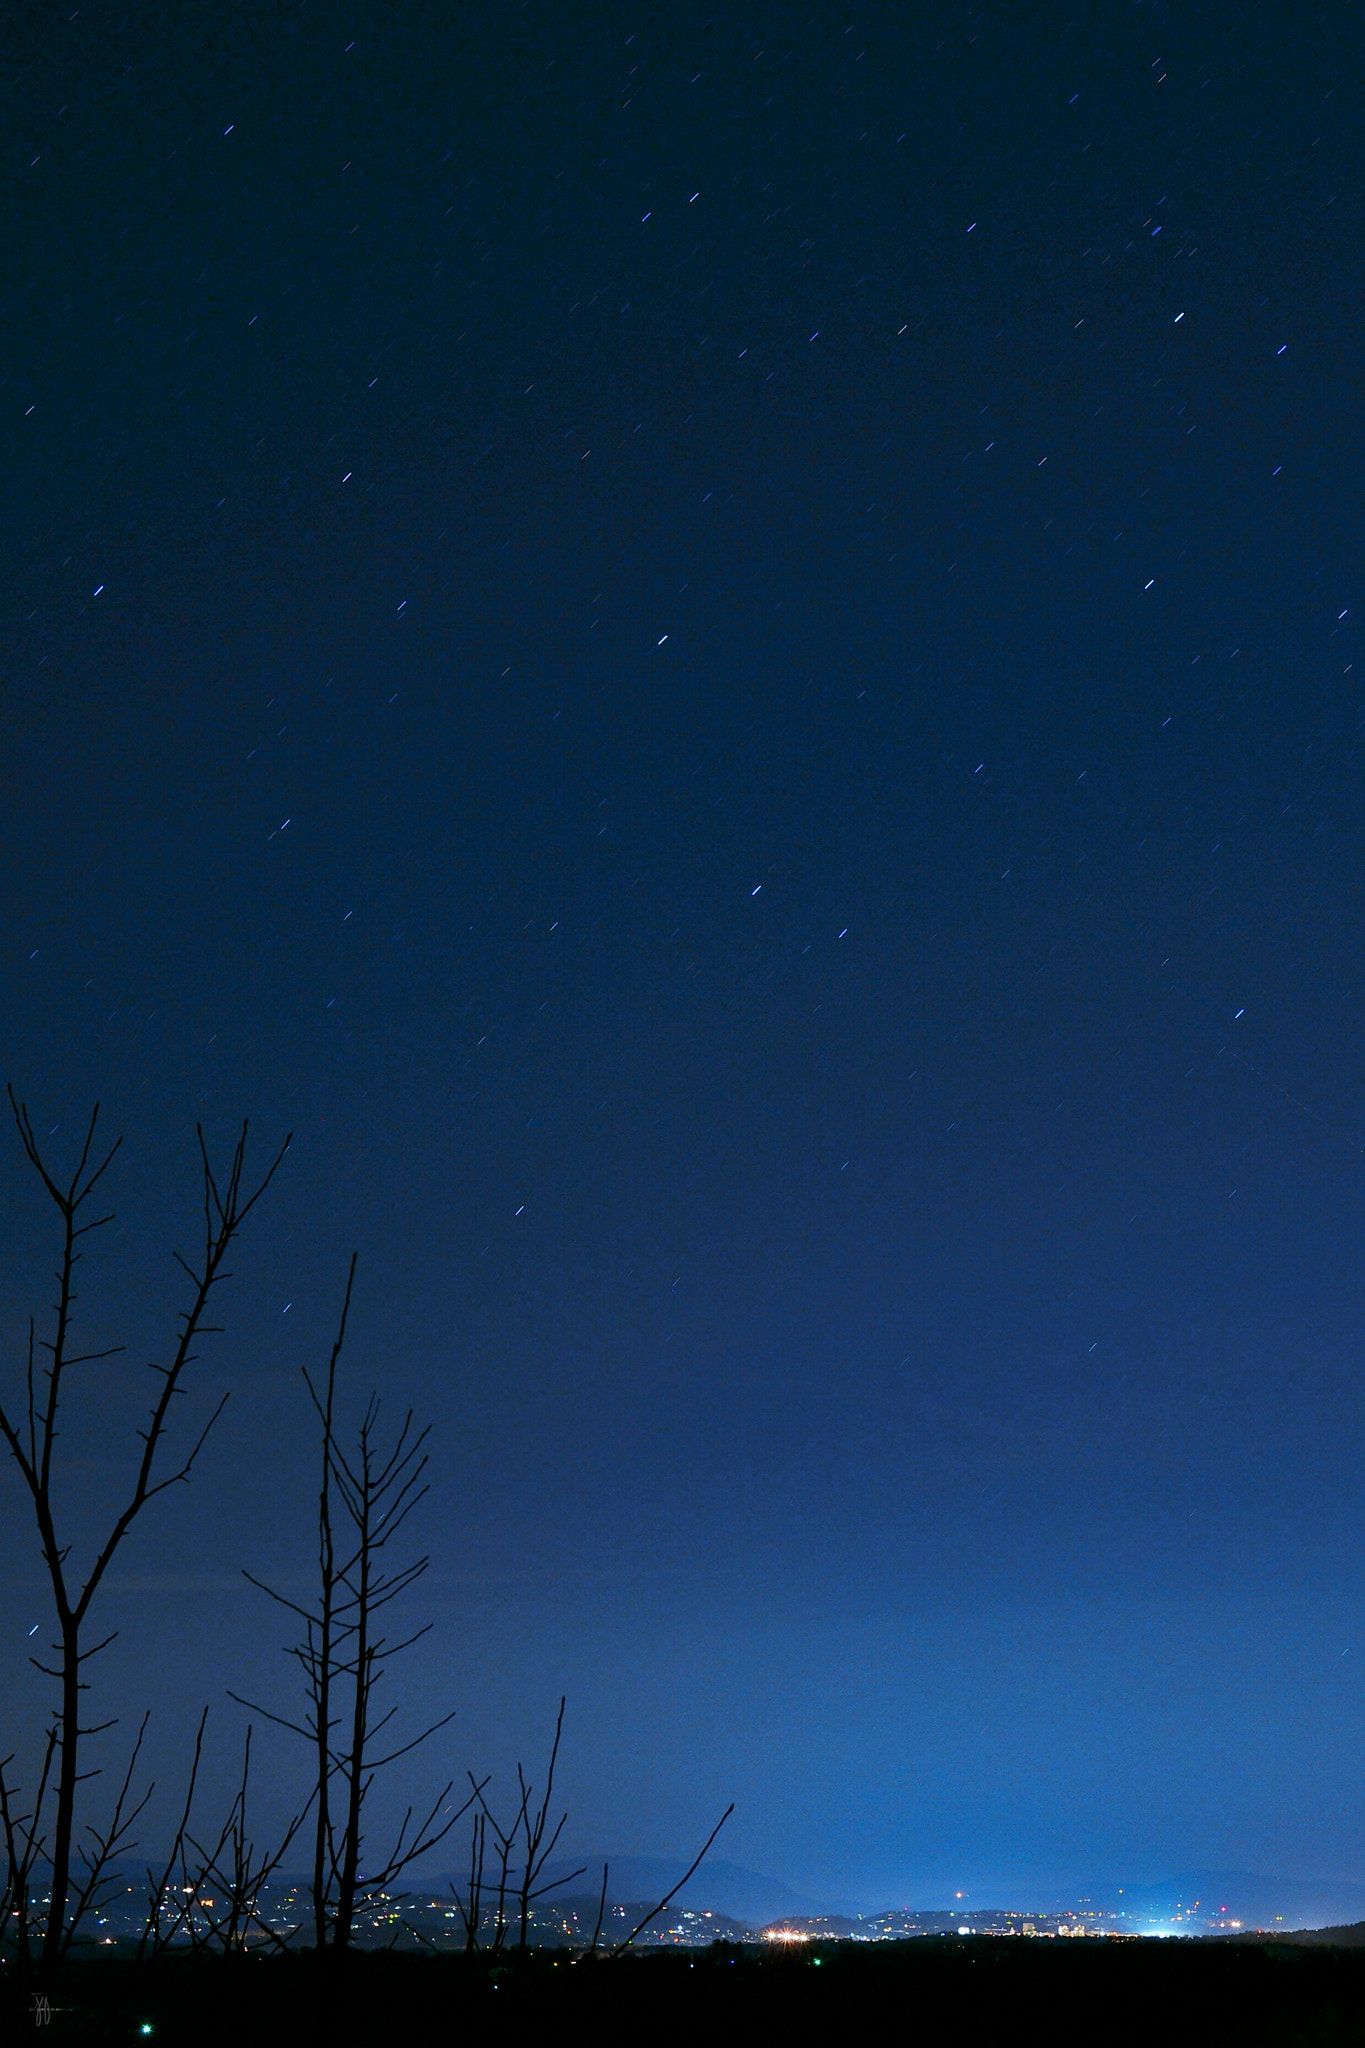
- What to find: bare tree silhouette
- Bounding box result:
[0,1730,57,2000]
[448,1743,732,1960]
[458,1698,584,1955]
[232,1256,472,1967]
[0,1092,287,1981]
[175,1724,310,1955]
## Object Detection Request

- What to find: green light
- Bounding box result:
[140,2026,154,2037]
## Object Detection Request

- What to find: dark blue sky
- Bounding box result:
[4,1,1365,1910]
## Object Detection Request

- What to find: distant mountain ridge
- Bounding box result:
[544,1861,1365,1935]
[540,1855,840,1928]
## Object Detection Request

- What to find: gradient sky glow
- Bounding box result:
[4,2,1365,1912]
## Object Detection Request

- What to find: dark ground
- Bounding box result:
[12,1938,1365,2047]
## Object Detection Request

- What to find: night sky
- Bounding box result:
[4,2,1365,1913]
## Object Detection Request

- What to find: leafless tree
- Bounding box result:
[453,1806,489,1952]
[176,1724,310,1954]
[60,1711,156,1949]
[135,1705,211,1961]
[462,1698,583,1954]
[232,1257,472,1965]
[449,1724,732,1960]
[0,1730,57,2000]
[0,1092,287,1980]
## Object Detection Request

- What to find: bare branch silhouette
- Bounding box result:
[0,1092,287,1978]
[459,1701,585,1955]
[587,1861,609,1957]
[607,1804,736,1957]
[0,1727,58,2007]
[62,1713,155,1955]
[180,1726,311,1954]
[136,1706,210,1963]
